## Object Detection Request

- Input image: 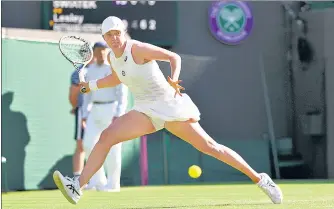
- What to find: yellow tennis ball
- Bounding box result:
[188,165,202,179]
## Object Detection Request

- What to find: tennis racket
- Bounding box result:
[59,35,93,93]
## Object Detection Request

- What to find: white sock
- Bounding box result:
[73,172,81,178]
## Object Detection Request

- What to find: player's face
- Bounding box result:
[93,47,107,64]
[103,30,125,49]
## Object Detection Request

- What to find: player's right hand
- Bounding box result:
[79,82,90,93]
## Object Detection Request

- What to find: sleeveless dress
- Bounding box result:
[108,40,200,130]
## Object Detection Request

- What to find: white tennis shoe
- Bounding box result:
[257,173,283,204]
[53,170,82,205]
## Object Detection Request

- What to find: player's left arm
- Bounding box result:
[114,84,128,118]
[133,42,181,82]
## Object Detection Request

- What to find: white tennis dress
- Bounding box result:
[109,40,201,130]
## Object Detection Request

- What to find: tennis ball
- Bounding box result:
[188,165,202,179]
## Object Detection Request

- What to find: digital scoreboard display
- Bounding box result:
[41,1,178,46]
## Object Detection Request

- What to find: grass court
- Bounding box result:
[3,180,334,209]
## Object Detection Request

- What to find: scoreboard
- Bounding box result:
[41,1,179,46]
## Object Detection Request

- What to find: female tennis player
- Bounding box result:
[53,16,283,205]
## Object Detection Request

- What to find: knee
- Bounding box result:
[98,128,118,148]
[199,141,222,156]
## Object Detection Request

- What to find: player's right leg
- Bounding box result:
[53,110,156,204]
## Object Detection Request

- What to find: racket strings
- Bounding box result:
[60,38,92,63]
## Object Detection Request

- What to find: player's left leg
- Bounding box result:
[165,120,283,204]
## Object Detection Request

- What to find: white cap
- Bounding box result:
[101,16,125,35]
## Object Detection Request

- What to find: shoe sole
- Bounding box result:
[53,171,77,205]
[259,184,283,204]
[259,173,283,204]
[261,187,283,204]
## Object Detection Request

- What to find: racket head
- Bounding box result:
[59,35,92,94]
[59,35,93,68]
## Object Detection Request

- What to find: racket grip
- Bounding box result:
[80,86,87,93]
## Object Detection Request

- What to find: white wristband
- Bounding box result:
[88,80,99,91]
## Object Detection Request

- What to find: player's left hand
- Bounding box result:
[167,76,185,98]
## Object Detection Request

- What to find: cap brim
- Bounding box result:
[102,27,122,35]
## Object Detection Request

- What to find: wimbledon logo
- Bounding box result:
[208,1,253,45]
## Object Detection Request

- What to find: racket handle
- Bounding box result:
[80,86,87,93]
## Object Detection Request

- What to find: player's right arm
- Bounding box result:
[80,52,121,93]
[97,68,121,89]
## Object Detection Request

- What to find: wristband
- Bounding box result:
[88,80,99,91]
